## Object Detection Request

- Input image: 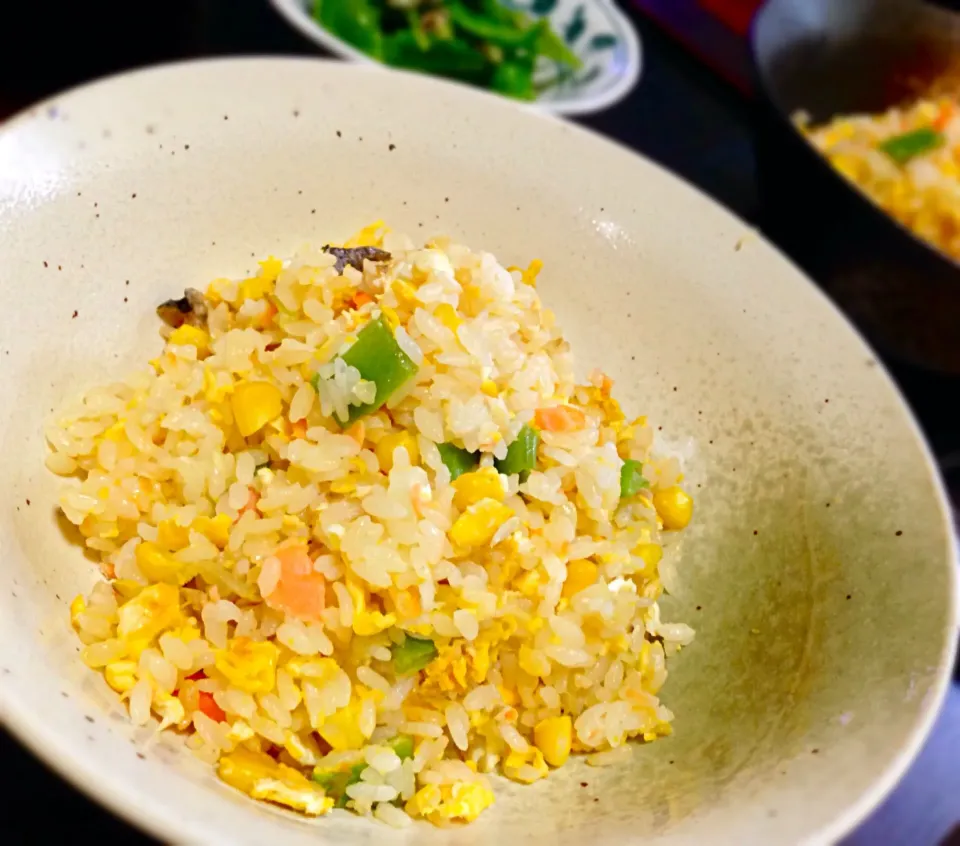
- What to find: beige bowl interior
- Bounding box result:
[0,59,955,846]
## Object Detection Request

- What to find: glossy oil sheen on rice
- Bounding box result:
[45,221,695,827]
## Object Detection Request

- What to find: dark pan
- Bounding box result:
[750,0,960,373]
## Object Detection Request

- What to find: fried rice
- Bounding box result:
[798,95,960,261]
[45,221,696,827]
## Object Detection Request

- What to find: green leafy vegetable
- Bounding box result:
[392,634,439,674]
[436,442,480,480]
[494,424,540,478]
[316,316,418,423]
[531,0,557,13]
[620,459,649,499]
[878,126,944,164]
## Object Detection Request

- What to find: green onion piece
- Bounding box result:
[494,424,540,479]
[436,442,480,480]
[878,126,944,164]
[620,459,649,499]
[386,734,415,761]
[392,634,438,674]
[318,316,418,423]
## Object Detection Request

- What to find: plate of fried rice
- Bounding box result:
[0,59,955,846]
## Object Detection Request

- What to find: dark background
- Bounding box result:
[0,1,956,844]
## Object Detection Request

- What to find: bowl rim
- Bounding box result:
[0,55,956,845]
[266,0,643,116]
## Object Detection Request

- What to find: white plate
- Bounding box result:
[268,0,642,115]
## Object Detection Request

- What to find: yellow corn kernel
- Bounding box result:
[534,715,572,767]
[231,381,283,438]
[479,379,498,398]
[380,305,400,330]
[514,569,541,597]
[561,559,598,598]
[214,638,279,694]
[634,542,662,571]
[104,660,138,693]
[69,595,86,629]
[452,467,505,511]
[375,430,419,473]
[239,274,273,302]
[503,747,549,783]
[168,324,210,352]
[135,541,191,585]
[434,303,462,333]
[653,486,693,530]
[156,519,190,551]
[449,499,514,548]
[193,513,232,549]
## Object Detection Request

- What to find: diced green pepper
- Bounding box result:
[449,2,538,47]
[311,762,366,808]
[491,60,536,101]
[392,634,438,674]
[334,316,418,423]
[436,442,480,480]
[386,734,415,761]
[383,33,489,85]
[536,24,582,69]
[878,126,943,164]
[620,459,649,498]
[314,0,384,60]
[494,424,539,479]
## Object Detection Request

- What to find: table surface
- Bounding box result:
[0,2,957,843]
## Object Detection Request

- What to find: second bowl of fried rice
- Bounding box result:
[0,58,956,846]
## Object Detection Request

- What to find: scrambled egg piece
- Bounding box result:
[219,748,333,816]
[214,638,279,694]
[503,746,550,783]
[116,583,183,653]
[407,781,495,824]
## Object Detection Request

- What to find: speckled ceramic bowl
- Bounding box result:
[0,59,955,845]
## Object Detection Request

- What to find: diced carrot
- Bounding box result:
[264,545,326,621]
[934,102,956,131]
[186,670,206,681]
[198,690,226,723]
[345,420,366,445]
[351,291,374,309]
[290,419,308,439]
[535,405,586,432]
